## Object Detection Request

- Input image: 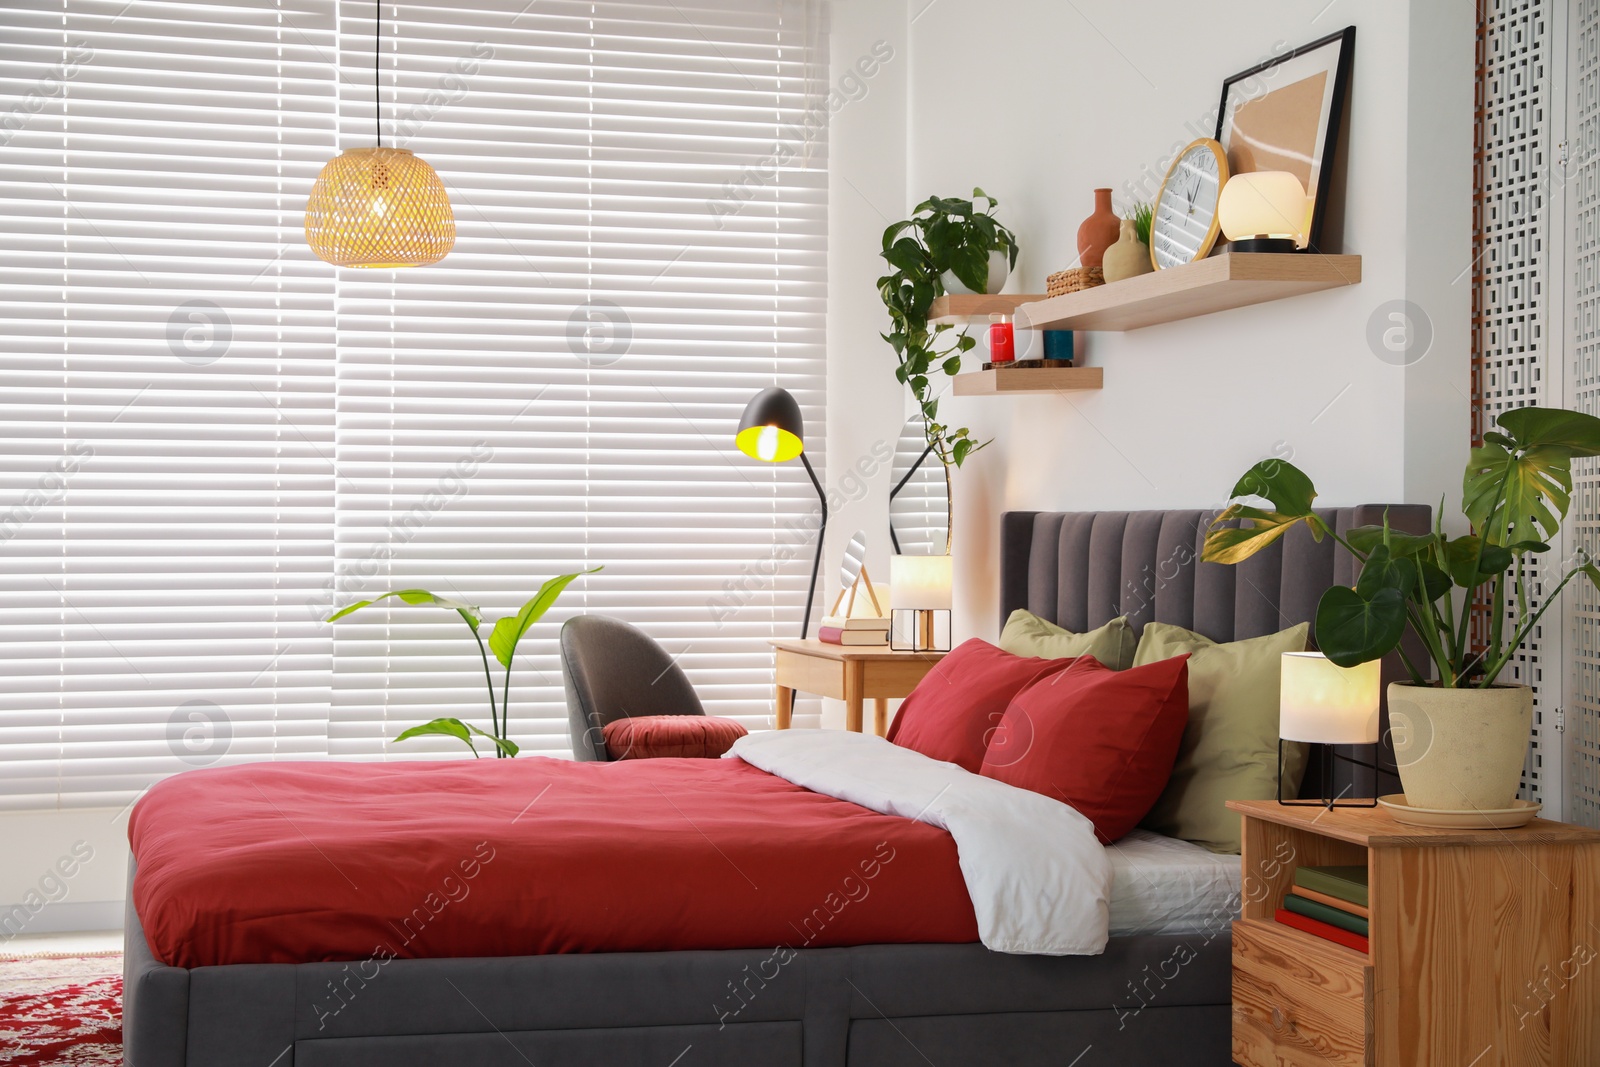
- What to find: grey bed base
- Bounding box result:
[123,506,1426,1067]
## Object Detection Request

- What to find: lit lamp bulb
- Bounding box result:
[756,425,779,461]
[1218,171,1307,254]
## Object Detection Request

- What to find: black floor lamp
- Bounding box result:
[735,387,826,638]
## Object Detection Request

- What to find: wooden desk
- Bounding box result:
[768,638,946,736]
[1228,799,1600,1067]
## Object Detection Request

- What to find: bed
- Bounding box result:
[122,505,1425,1067]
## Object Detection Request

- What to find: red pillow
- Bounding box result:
[886,639,1074,772]
[980,654,1190,844]
[602,715,747,760]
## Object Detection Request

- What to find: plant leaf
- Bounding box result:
[464,722,519,758]
[1416,560,1454,603]
[1201,506,1314,565]
[1497,406,1600,456]
[1315,585,1408,668]
[1227,459,1318,517]
[488,567,602,669]
[1463,440,1574,543]
[327,588,481,626]
[1355,544,1416,600]
[1442,535,1512,588]
[947,244,989,294]
[1345,524,1437,559]
[396,717,479,756]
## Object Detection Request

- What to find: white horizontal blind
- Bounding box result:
[327,0,828,758]
[0,0,827,805]
[0,1,339,809]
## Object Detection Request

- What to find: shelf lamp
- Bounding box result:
[1279,651,1381,808]
[306,2,455,268]
[1218,171,1307,254]
[735,387,825,638]
[889,554,951,652]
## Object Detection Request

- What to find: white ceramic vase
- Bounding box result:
[939,249,1010,295]
[1387,681,1533,810]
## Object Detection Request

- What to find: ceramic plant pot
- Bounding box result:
[1076,188,1120,270]
[939,249,1010,295]
[1387,681,1534,810]
[1102,218,1153,283]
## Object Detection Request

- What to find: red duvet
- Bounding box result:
[129,756,979,968]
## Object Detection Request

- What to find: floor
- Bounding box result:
[1,930,122,959]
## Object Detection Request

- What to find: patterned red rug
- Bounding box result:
[0,954,122,1066]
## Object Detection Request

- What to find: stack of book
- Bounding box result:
[818,614,890,646]
[1275,865,1369,953]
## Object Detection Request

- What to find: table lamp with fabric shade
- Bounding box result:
[890,554,951,652]
[735,387,825,638]
[1279,651,1381,807]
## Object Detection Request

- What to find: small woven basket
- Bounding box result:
[1046,267,1104,297]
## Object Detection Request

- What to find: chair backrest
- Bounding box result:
[560,614,706,761]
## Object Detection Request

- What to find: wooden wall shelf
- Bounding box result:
[927,293,1048,325]
[951,366,1102,396]
[1016,253,1361,332]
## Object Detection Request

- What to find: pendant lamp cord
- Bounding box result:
[374,0,382,147]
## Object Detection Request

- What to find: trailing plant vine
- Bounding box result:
[878,188,1018,470]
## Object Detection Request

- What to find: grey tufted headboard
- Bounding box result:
[999,506,1431,645]
[998,506,1432,798]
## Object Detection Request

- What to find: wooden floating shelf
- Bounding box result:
[1015,253,1361,332]
[927,293,1048,325]
[951,366,1102,396]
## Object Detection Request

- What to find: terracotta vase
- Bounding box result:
[1076,188,1120,270]
[1102,219,1153,283]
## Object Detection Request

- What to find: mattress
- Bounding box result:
[1106,829,1240,936]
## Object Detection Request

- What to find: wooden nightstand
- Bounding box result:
[768,638,945,735]
[1227,799,1600,1067]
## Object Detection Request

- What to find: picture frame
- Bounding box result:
[1214,26,1355,252]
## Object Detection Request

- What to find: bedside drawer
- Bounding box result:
[1232,919,1371,1067]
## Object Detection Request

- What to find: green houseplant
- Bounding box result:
[1202,406,1600,810]
[327,568,599,758]
[878,189,1018,479]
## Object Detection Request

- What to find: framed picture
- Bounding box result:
[1214,26,1355,252]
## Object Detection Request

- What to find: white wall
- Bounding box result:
[826,0,1474,642]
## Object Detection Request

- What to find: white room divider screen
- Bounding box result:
[0,0,826,809]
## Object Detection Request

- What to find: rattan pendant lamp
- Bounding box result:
[305,2,455,268]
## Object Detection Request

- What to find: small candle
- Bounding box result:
[988,313,1015,363]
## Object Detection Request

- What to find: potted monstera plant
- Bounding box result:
[1202,407,1600,812]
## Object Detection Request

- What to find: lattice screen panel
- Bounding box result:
[1566,0,1600,825]
[1475,0,1553,805]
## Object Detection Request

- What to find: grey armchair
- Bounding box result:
[560,614,711,761]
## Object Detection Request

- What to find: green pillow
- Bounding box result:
[998,609,1136,671]
[1136,621,1311,854]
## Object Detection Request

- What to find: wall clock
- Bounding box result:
[1150,138,1229,270]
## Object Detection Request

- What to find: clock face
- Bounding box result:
[1151,139,1228,270]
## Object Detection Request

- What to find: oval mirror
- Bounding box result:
[888,416,949,555]
[838,530,869,591]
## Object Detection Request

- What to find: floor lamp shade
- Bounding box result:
[733,387,823,638]
[1280,651,1381,745]
[735,387,805,462]
[306,147,456,268]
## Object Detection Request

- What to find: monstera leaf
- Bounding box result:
[1201,459,1327,565]
[1464,407,1600,543]
[1316,586,1408,668]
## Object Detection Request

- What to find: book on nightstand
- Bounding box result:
[818,614,890,646]
[1288,884,1369,920]
[1281,893,1369,937]
[1292,864,1368,908]
[1275,907,1370,954]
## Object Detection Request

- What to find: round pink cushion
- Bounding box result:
[601,715,748,760]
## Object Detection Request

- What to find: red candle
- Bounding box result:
[988,316,1015,363]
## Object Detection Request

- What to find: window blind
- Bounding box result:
[0,0,827,807]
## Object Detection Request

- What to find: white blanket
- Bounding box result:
[728,729,1110,955]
